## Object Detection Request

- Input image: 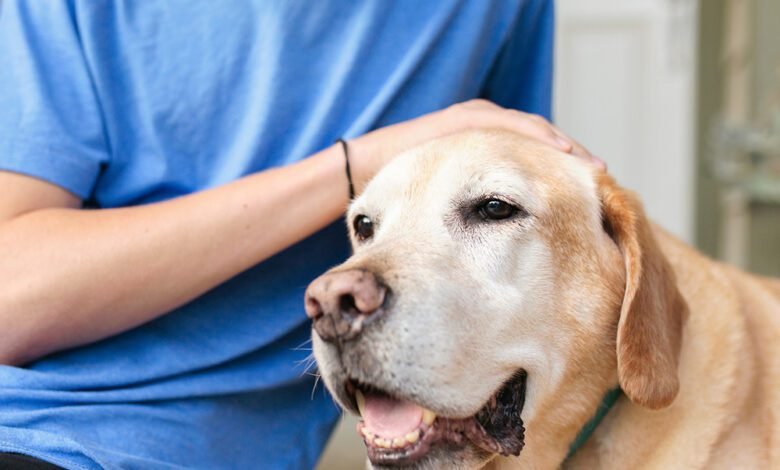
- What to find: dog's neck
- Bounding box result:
[562,234,755,469]
[564,387,622,460]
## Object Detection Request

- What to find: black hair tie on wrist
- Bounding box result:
[336,138,355,200]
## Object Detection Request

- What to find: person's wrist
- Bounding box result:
[334,139,356,200]
[347,131,387,196]
[344,109,454,195]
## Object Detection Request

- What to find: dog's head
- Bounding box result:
[307,130,687,469]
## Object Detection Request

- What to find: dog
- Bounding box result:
[305,130,780,469]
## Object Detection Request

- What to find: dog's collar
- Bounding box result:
[565,387,622,460]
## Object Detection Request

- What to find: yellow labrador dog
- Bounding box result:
[305,130,780,469]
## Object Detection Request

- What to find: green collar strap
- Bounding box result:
[565,387,622,461]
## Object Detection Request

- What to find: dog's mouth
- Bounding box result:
[346,370,527,467]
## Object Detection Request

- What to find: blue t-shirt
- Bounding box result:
[0,1,553,469]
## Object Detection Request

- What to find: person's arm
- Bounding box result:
[0,100,596,366]
[0,144,349,366]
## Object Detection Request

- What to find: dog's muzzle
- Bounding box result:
[304,269,387,342]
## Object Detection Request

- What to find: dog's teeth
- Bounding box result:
[405,430,420,444]
[392,437,406,448]
[360,427,374,440]
[422,409,436,425]
[355,390,366,417]
[374,437,391,448]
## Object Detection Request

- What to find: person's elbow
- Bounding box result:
[0,295,51,366]
[0,334,30,367]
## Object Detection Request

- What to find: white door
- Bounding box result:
[554,0,698,242]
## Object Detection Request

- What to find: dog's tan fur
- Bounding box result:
[312,130,780,469]
[559,236,780,470]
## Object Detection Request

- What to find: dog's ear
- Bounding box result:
[598,174,687,410]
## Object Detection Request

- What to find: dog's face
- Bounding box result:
[308,130,686,469]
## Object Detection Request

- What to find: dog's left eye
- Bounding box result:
[353,214,375,240]
[478,199,517,220]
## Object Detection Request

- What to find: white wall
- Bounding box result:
[555,0,699,242]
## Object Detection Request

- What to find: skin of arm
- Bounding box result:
[0,100,600,365]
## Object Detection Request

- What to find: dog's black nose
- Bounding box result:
[305,269,387,342]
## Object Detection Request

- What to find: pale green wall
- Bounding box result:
[753,0,780,117]
[695,0,725,258]
[696,0,780,277]
[749,0,780,276]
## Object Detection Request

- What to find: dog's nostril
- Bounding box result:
[305,295,323,320]
[339,293,358,315]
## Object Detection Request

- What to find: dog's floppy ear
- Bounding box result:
[598,174,687,410]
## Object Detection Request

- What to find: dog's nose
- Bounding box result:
[305,269,387,342]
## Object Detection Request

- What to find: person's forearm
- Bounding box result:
[0,100,599,366]
[0,144,349,365]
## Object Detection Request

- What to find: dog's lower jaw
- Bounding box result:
[367,444,493,470]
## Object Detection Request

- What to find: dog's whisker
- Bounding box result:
[291,338,313,351]
[292,354,314,367]
[310,372,322,400]
[294,355,320,379]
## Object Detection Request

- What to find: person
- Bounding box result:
[0,1,598,469]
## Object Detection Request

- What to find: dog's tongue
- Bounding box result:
[361,392,424,437]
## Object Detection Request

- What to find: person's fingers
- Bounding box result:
[499,110,571,151]
[566,138,607,169]
[454,103,569,151]
[448,100,607,169]
[459,98,500,111]
[545,123,607,169]
[587,154,608,170]
[548,126,575,152]
[568,140,591,158]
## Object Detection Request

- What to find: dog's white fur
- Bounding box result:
[313,130,780,469]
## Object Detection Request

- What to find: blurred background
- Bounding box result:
[319,0,779,467]
[553,0,779,278]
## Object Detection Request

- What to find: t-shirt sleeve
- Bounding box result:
[0,1,109,200]
[480,0,554,120]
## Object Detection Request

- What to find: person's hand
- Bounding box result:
[349,99,605,193]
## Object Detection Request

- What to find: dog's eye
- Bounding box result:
[478,199,516,220]
[353,215,374,240]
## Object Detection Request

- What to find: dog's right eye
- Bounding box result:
[477,199,517,220]
[353,215,374,241]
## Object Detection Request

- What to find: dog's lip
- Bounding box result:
[344,379,360,414]
[344,371,527,466]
